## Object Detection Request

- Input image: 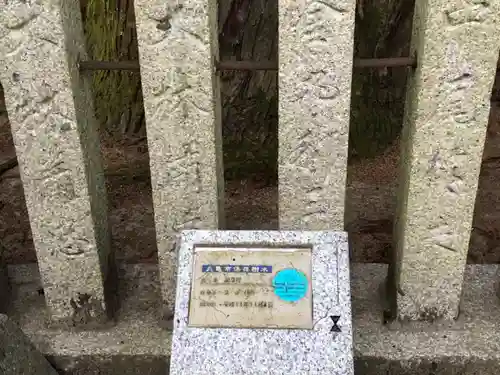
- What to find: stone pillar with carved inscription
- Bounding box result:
[278,0,356,230]
[133,0,224,314]
[0,0,116,326]
[392,0,500,321]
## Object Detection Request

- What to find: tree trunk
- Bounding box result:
[349,0,415,158]
[218,0,278,182]
[81,0,145,143]
[79,0,417,170]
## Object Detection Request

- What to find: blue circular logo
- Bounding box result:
[272,268,308,302]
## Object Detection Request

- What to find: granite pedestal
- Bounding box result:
[170,230,353,375]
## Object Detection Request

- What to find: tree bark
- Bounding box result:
[218,0,278,181]
[349,0,415,158]
[81,0,145,143]
[79,0,417,169]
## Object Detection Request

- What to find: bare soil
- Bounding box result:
[1,103,499,265]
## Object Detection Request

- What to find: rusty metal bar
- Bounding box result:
[215,60,278,71]
[79,60,141,72]
[216,57,417,71]
[78,56,417,72]
[354,57,417,69]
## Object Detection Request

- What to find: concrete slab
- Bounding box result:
[5,263,500,375]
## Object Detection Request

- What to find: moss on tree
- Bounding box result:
[81,0,145,141]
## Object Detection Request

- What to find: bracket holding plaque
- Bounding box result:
[170,230,353,375]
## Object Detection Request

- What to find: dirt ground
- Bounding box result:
[1,98,500,265]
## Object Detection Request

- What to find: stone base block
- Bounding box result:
[6,263,500,375]
[0,314,58,374]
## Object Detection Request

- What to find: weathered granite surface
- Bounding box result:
[392,0,500,321]
[0,0,115,325]
[278,0,356,230]
[133,0,224,315]
[170,230,354,375]
[0,314,59,375]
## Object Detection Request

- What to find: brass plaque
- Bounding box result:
[188,246,313,329]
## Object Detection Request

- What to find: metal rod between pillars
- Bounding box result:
[79,60,141,72]
[78,56,418,72]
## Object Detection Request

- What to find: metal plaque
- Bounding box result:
[188,246,313,329]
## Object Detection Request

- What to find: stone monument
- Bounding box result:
[170,230,353,375]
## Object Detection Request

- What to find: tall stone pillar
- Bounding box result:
[133,0,224,314]
[278,0,356,230]
[0,0,116,326]
[392,0,500,321]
